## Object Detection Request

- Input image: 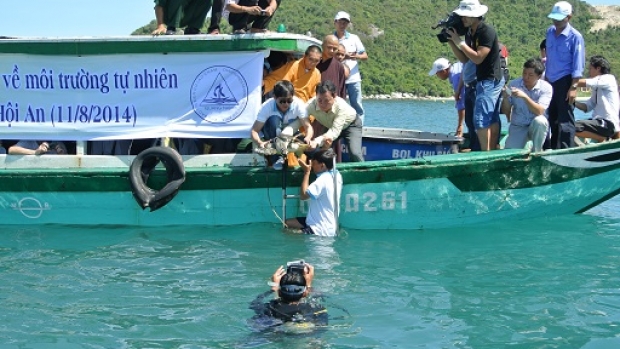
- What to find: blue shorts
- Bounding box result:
[474,78,504,129]
[455,91,465,111]
[455,98,465,111]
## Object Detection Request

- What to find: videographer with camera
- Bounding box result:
[445,0,503,152]
[249,261,328,328]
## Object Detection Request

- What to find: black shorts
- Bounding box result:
[295,217,315,235]
[575,119,615,138]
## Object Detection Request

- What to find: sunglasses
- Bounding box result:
[277,98,294,105]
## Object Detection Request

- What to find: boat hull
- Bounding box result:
[2,141,620,229]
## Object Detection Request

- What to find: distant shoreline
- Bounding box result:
[364,93,590,102]
[365,93,452,101]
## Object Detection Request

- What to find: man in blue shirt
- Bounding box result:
[429,58,466,137]
[545,1,586,149]
[501,58,553,152]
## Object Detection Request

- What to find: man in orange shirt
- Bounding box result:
[263,45,322,102]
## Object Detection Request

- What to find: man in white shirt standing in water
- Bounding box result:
[285,149,342,237]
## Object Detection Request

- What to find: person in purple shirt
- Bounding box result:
[545,1,586,149]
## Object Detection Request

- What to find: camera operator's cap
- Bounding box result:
[428,58,450,76]
[548,1,572,20]
[334,11,351,22]
[453,0,488,17]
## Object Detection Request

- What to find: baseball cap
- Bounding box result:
[428,58,451,76]
[548,1,572,21]
[334,11,351,22]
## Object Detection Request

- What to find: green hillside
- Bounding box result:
[133,0,620,97]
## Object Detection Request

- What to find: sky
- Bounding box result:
[5,1,155,37]
[3,0,620,37]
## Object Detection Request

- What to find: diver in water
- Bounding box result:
[250,261,328,328]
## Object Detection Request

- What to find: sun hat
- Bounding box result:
[334,11,351,22]
[453,0,489,17]
[548,1,572,21]
[428,58,451,76]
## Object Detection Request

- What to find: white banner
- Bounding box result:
[0,51,264,140]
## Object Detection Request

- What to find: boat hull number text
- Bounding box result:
[344,191,407,212]
[299,191,407,213]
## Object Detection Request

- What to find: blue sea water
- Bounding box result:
[2,100,620,349]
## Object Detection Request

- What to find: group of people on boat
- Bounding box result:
[156,12,365,165]
[252,10,368,166]
[430,0,619,152]
[147,1,369,164]
[148,3,349,238]
[1,7,368,166]
[150,1,368,121]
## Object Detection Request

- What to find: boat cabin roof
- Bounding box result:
[0,33,321,56]
[0,33,320,143]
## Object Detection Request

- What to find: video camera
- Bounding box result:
[286,260,306,276]
[432,13,467,43]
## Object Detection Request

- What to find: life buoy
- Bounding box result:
[129,146,186,212]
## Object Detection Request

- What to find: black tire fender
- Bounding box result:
[129,146,186,212]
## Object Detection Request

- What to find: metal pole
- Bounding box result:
[281,161,287,228]
[333,157,339,235]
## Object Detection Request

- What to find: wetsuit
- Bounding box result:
[250,291,328,326]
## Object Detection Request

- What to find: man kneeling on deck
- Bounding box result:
[500,58,552,152]
[306,80,364,162]
[251,80,313,169]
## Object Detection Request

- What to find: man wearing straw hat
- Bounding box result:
[446,0,504,151]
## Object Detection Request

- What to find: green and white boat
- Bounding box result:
[1,34,620,229]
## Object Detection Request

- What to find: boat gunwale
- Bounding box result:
[0,33,322,56]
[0,139,618,173]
